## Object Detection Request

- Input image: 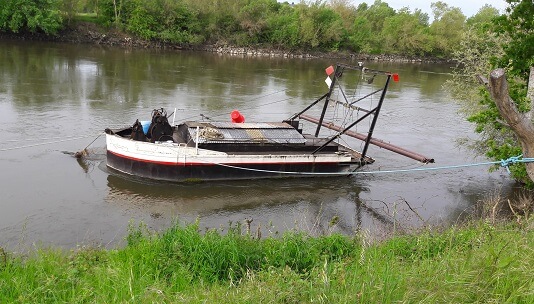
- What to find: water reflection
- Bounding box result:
[105,172,398,237]
[1,41,453,113]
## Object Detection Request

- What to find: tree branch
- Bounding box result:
[476,74,489,88]
[489,69,524,131]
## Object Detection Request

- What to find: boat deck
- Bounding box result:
[106,124,374,164]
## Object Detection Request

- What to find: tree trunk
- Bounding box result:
[488,68,534,182]
[529,67,534,116]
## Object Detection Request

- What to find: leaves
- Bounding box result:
[494,0,534,80]
[449,0,534,186]
[0,0,63,35]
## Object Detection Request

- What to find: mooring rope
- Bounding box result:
[0,133,103,152]
[193,154,534,176]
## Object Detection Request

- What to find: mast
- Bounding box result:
[359,74,391,163]
[314,65,340,137]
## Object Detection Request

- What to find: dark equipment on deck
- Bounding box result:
[148,108,173,142]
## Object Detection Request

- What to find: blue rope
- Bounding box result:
[200,154,534,176]
[500,154,521,173]
[351,154,534,175]
[161,140,534,176]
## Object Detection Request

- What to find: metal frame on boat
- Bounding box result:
[104,63,433,182]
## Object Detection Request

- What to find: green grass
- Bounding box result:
[1,220,532,303]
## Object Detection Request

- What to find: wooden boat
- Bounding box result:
[105,63,432,182]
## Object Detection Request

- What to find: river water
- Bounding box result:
[0,40,517,250]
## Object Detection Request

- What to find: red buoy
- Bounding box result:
[231,110,245,123]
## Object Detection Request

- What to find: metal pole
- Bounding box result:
[359,75,391,162]
[315,65,340,137]
[350,88,383,105]
[311,108,377,154]
[300,114,433,163]
[195,126,199,155]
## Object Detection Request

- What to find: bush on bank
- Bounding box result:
[1,0,502,59]
[1,217,532,303]
[0,0,63,35]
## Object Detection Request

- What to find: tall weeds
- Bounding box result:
[0,201,532,303]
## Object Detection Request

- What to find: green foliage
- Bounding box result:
[0,0,63,35]
[267,5,300,48]
[465,88,532,184]
[98,0,202,44]
[494,0,534,81]
[0,220,532,302]
[85,0,469,55]
[381,8,431,56]
[429,1,466,58]
[155,222,356,283]
[448,0,533,185]
[466,4,499,29]
[1,0,484,56]
[295,1,344,49]
[353,0,395,53]
[347,16,372,52]
[360,0,395,33]
[236,0,279,44]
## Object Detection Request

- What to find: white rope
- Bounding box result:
[2,133,103,144]
[203,161,351,176]
[0,133,103,152]
[146,140,529,177]
[196,160,491,176]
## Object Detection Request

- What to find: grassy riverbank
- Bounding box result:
[1,214,533,303]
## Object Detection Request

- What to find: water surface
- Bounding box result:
[0,40,516,250]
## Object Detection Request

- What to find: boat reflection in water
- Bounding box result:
[105,171,402,238]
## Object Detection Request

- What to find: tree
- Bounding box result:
[381,8,430,56]
[329,0,356,29]
[483,67,534,183]
[429,1,466,57]
[0,0,63,35]
[267,4,300,48]
[447,5,504,117]
[486,0,534,183]
[466,4,499,29]
[295,1,343,49]
[237,0,279,44]
[358,0,395,52]
[494,0,534,80]
[348,15,372,52]
[449,0,534,185]
[124,0,202,44]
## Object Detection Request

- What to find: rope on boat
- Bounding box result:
[75,133,105,158]
[0,133,103,152]
[197,127,224,139]
[201,155,534,176]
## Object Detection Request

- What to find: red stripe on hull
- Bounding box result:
[106,150,351,182]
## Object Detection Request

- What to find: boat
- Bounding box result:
[104,63,433,182]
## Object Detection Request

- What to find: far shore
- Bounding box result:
[0,21,452,64]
